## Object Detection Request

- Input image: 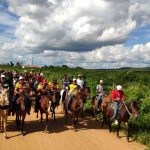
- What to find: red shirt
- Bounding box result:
[35,75,42,82]
[111,90,126,101]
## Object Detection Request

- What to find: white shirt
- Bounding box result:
[96,84,105,94]
[76,78,84,88]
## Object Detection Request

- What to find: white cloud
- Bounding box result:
[0,0,150,68]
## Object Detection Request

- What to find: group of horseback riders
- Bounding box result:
[0,69,139,140]
[0,70,86,115]
[96,79,126,125]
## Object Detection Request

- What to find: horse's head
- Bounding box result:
[29,90,36,97]
[130,101,139,118]
[16,96,26,110]
[79,86,90,100]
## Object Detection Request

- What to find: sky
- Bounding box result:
[0,0,150,69]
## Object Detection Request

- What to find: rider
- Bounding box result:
[111,85,126,125]
[35,79,48,113]
[96,80,105,111]
[13,76,31,115]
[0,74,7,94]
[48,80,59,92]
[76,74,85,88]
[60,75,70,101]
[66,78,79,110]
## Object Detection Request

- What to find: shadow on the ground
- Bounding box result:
[5,112,133,142]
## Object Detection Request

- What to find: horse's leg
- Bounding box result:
[40,112,43,123]
[73,116,76,131]
[53,107,56,121]
[64,108,68,124]
[0,114,4,133]
[93,108,97,121]
[0,113,3,132]
[127,122,130,142]
[36,110,39,118]
[81,107,84,118]
[45,114,48,132]
[101,115,105,128]
[0,115,2,132]
[108,119,112,133]
[21,114,26,135]
[117,122,121,138]
[16,113,19,129]
[4,114,8,138]
[53,110,56,121]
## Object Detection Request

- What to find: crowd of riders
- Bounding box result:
[0,69,126,125]
[0,69,86,114]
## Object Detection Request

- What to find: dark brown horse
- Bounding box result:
[103,100,139,141]
[38,95,50,132]
[64,87,90,130]
[80,87,90,117]
[92,93,111,120]
[50,90,61,120]
[15,95,29,134]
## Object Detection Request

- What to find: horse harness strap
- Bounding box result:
[122,101,133,117]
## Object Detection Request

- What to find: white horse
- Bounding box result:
[0,87,9,138]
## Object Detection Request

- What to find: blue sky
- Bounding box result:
[0,2,18,44]
[125,25,150,47]
[0,0,150,68]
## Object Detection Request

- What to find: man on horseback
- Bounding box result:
[35,79,48,113]
[96,80,105,111]
[111,85,126,125]
[76,74,85,89]
[66,78,79,110]
[12,76,31,115]
[0,74,7,94]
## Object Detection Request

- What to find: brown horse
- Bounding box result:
[0,88,9,138]
[103,100,139,141]
[50,90,61,120]
[80,87,90,117]
[92,93,111,120]
[64,87,90,130]
[38,95,51,132]
[15,95,29,134]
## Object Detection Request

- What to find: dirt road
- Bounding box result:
[1,107,146,150]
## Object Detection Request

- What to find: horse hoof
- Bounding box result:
[44,130,49,133]
[5,135,8,139]
[1,129,4,133]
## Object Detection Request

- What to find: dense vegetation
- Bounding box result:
[1,65,150,148]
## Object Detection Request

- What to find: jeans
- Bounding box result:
[97,94,102,109]
[66,94,74,110]
[114,101,119,120]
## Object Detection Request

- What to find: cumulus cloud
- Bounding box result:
[0,0,150,68]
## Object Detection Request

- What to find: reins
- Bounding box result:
[122,101,133,117]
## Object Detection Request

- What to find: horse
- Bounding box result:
[92,93,112,120]
[38,95,51,132]
[79,87,90,117]
[15,95,30,134]
[64,87,90,131]
[0,88,9,138]
[49,90,61,120]
[103,100,139,141]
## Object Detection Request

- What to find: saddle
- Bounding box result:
[109,102,124,111]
